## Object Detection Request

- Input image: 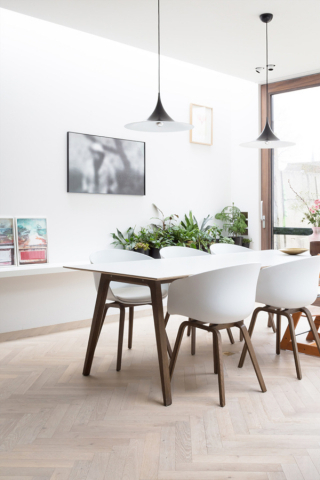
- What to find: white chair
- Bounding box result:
[90,249,169,371]
[160,246,235,350]
[238,256,320,380]
[210,243,260,338]
[168,263,266,407]
[210,243,253,254]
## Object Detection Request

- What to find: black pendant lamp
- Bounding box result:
[125,0,193,132]
[241,13,295,149]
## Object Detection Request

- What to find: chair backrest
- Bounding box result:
[89,249,152,292]
[210,243,252,255]
[256,256,320,309]
[160,246,209,259]
[168,263,261,324]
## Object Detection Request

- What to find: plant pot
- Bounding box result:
[149,247,161,259]
[243,243,250,249]
[309,227,320,256]
[310,241,320,256]
[233,236,243,246]
[135,248,150,256]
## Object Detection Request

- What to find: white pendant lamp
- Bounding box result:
[241,13,295,149]
[125,0,193,133]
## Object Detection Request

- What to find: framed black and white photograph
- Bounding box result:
[67,132,145,195]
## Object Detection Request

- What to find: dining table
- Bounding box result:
[64,249,310,406]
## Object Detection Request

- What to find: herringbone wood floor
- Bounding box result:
[1,309,320,480]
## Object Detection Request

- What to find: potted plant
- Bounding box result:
[111,227,137,250]
[148,231,163,258]
[215,204,241,235]
[220,236,235,244]
[134,242,150,255]
[215,204,247,245]
[211,226,223,243]
[229,215,248,245]
[242,238,252,249]
[151,204,179,231]
[134,228,150,255]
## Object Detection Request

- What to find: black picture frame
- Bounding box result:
[67,131,146,196]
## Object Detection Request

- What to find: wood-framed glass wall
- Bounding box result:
[261,73,320,249]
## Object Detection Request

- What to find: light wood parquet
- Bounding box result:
[1,309,320,480]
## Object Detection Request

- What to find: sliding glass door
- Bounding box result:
[260,74,320,249]
[272,86,320,248]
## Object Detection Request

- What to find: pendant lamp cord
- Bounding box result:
[265,21,269,122]
[158,0,160,95]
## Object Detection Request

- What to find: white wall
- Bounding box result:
[0,9,259,333]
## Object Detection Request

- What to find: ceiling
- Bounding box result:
[0,0,319,84]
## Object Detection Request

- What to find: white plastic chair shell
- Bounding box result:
[168,263,261,324]
[89,249,168,304]
[210,243,253,255]
[160,246,209,259]
[256,256,320,309]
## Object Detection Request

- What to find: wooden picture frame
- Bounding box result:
[189,104,213,146]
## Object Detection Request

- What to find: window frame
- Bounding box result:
[261,73,320,249]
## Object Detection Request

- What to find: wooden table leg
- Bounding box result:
[83,274,110,376]
[149,281,172,407]
[306,315,320,341]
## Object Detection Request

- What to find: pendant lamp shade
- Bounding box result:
[125,0,193,133]
[125,94,193,132]
[241,120,295,149]
[240,13,294,149]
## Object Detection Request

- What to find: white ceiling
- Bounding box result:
[0,0,319,84]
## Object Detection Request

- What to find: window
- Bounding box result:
[260,74,320,250]
[272,86,320,249]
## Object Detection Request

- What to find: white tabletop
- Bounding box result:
[64,250,310,282]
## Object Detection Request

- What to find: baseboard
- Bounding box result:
[0,306,155,343]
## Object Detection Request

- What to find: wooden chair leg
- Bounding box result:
[283,312,302,380]
[169,321,189,378]
[227,328,235,344]
[212,328,225,407]
[268,313,277,333]
[301,308,320,354]
[212,332,218,374]
[276,313,281,355]
[128,306,134,349]
[164,312,173,358]
[239,329,244,342]
[166,331,173,359]
[239,323,267,393]
[238,307,262,368]
[191,327,196,355]
[116,305,126,372]
[187,318,192,337]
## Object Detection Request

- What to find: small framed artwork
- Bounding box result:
[0,218,16,266]
[15,218,48,265]
[189,104,213,146]
[67,132,146,196]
